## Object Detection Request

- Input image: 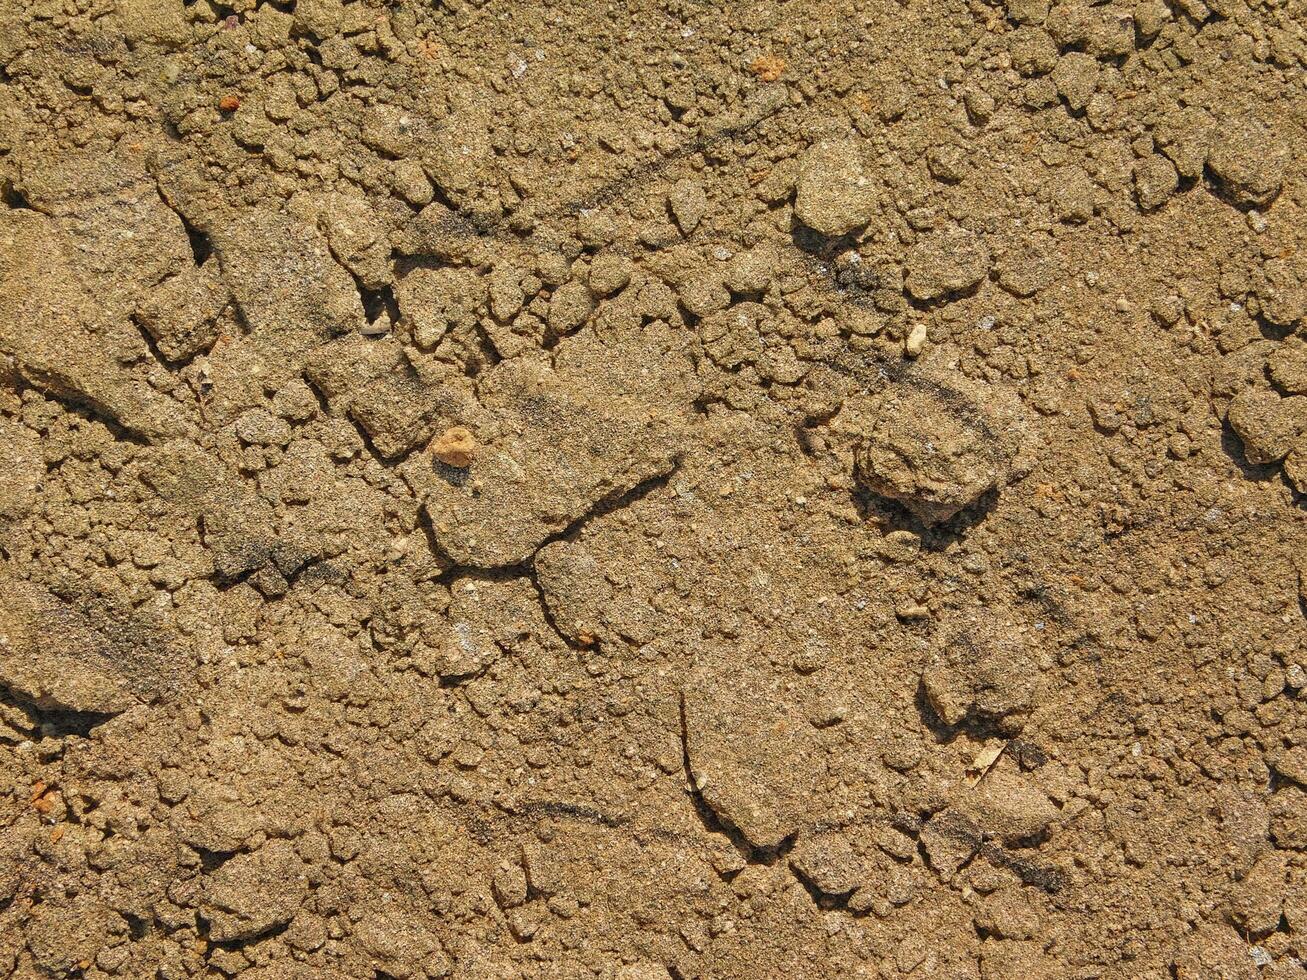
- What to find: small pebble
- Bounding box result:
[430,426,476,468]
[905,322,928,358]
[1286,664,1306,690]
[895,601,930,620]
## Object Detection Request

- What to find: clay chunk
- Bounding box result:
[0,210,185,441]
[201,840,309,942]
[0,416,42,531]
[305,334,475,460]
[953,765,1059,846]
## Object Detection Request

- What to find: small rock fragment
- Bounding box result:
[905,322,928,358]
[748,53,786,82]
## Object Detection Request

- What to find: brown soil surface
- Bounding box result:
[1,0,1306,977]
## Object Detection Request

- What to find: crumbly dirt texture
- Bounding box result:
[0,0,1305,977]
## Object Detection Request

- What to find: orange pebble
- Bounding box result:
[429,426,476,468]
[748,53,786,82]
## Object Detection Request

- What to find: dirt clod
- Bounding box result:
[795,139,877,238]
[853,356,1038,524]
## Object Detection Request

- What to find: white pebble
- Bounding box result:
[905,322,928,357]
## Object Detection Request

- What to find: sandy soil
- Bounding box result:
[0,0,1305,977]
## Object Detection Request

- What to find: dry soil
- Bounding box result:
[0,0,1306,977]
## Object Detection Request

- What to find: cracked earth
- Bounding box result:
[1,0,1306,977]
